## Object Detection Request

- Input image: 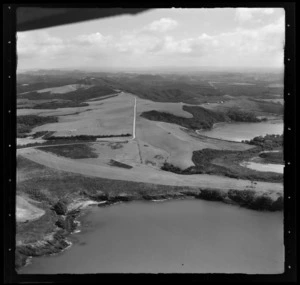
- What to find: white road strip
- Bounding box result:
[132,97,137,140]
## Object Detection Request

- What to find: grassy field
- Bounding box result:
[201,97,283,117]
[137,99,193,118]
[21,93,134,137]
[136,114,253,169]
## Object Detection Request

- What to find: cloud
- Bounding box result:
[17,31,115,61]
[17,31,65,59]
[235,8,275,23]
[17,14,284,69]
[115,33,162,54]
[73,32,112,46]
[143,15,285,67]
[146,18,178,32]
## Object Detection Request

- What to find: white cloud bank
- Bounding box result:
[17,13,285,69]
[235,8,275,23]
[146,17,179,32]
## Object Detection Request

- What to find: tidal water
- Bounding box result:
[198,120,283,142]
[20,199,284,274]
[241,161,284,174]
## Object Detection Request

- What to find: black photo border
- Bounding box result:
[3,2,297,283]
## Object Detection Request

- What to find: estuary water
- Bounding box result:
[198,120,283,142]
[20,199,284,274]
[240,161,284,174]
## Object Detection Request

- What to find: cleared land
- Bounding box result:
[76,141,141,167]
[200,97,283,117]
[35,84,93,94]
[137,98,193,118]
[136,116,253,168]
[18,93,134,137]
[17,92,254,169]
[18,148,283,193]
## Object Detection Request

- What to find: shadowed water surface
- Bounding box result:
[199,120,283,141]
[20,199,284,274]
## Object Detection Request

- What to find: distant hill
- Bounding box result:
[18,85,115,102]
[17,70,284,106]
[140,104,266,130]
[141,106,228,130]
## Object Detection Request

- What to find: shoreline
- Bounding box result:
[196,117,283,135]
[16,188,283,271]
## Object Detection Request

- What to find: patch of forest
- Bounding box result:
[42,144,98,159]
[141,106,264,130]
[242,134,283,149]
[31,101,89,109]
[259,151,283,164]
[17,115,58,138]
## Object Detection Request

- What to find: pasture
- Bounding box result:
[19,93,135,137]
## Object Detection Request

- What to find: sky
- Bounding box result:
[17,8,285,71]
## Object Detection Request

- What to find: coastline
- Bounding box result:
[16,188,283,271]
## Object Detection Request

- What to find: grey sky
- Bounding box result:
[17,8,285,71]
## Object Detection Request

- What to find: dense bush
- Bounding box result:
[226,108,261,122]
[227,190,283,211]
[52,200,68,215]
[17,115,58,137]
[46,134,131,141]
[42,144,99,159]
[196,189,227,201]
[270,196,284,211]
[161,162,183,173]
[32,101,89,109]
[108,160,133,169]
[259,151,283,164]
[141,105,264,131]
[19,85,114,102]
[55,216,77,232]
[141,106,227,130]
[242,134,283,149]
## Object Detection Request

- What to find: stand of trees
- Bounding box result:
[242,134,283,149]
[17,115,58,138]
